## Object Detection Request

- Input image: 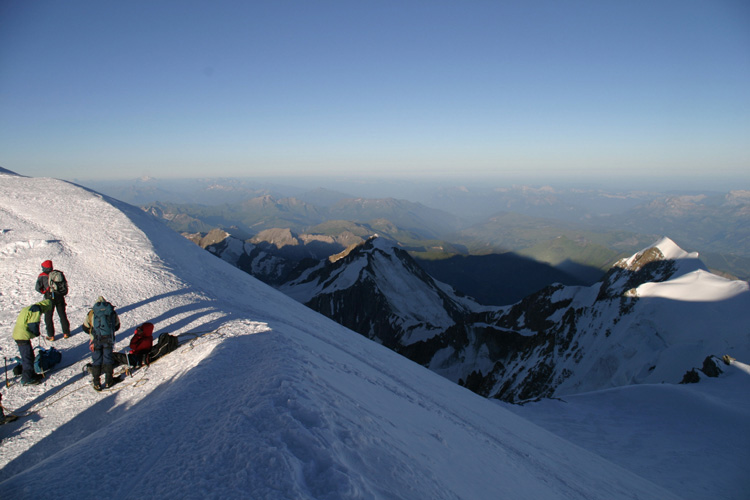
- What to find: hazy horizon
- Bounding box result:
[71,171,750,195]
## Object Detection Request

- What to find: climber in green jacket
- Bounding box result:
[12,299,53,385]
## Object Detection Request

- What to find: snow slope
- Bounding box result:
[508,360,750,500]
[0,173,738,499]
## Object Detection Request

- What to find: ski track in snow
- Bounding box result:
[1,174,745,499]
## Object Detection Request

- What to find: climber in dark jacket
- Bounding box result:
[35,259,70,341]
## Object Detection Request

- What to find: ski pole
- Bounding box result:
[4,357,8,388]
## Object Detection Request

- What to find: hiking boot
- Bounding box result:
[46,335,54,341]
[103,364,115,388]
[63,333,70,339]
[22,378,42,386]
[92,380,102,391]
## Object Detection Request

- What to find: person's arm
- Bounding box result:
[27,321,40,337]
[129,331,141,352]
[26,305,42,337]
[82,310,93,334]
[35,275,49,295]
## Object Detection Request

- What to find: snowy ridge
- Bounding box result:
[0,173,689,499]
[637,236,697,262]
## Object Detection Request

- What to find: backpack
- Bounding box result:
[48,270,68,296]
[34,347,62,374]
[148,333,179,362]
[91,301,116,341]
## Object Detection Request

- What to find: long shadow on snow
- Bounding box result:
[0,370,89,442]
[114,288,195,316]
[0,328,281,495]
[0,301,249,469]
[141,302,227,335]
[0,374,152,483]
[50,293,231,376]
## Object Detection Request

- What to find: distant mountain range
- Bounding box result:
[85,176,750,283]
[143,194,462,241]
[186,221,750,403]
[275,235,750,402]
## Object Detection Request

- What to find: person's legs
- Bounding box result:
[102,345,115,387]
[91,345,103,389]
[56,296,70,336]
[44,306,55,339]
[16,340,39,384]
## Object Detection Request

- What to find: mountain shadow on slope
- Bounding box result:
[415,253,602,305]
[0,166,21,176]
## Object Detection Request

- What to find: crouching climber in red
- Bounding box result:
[112,322,154,369]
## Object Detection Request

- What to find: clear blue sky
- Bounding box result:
[1,0,749,186]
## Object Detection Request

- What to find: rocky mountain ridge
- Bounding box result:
[280,236,479,351]
[267,235,750,402]
[439,237,749,401]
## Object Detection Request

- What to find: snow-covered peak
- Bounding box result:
[367,233,398,252]
[621,236,702,271]
[650,236,696,260]
[281,232,477,347]
[598,236,709,299]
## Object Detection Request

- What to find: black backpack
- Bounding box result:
[34,347,62,374]
[48,270,68,296]
[148,333,179,362]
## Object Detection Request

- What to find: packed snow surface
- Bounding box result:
[507,361,750,500]
[0,173,746,499]
[636,268,749,301]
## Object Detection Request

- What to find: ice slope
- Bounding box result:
[0,174,680,498]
